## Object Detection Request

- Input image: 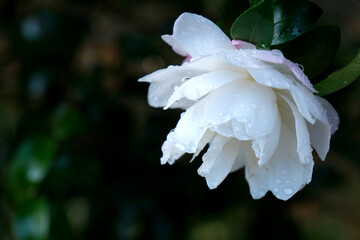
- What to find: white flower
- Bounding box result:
[139,13,339,200]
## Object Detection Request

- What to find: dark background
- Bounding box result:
[0,0,359,239]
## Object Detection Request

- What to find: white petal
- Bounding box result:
[142,67,204,108]
[161,79,278,165]
[191,129,215,161]
[306,120,330,160]
[278,94,313,164]
[161,132,186,165]
[139,54,246,109]
[316,96,339,135]
[248,49,316,92]
[306,97,337,160]
[162,13,235,58]
[165,70,248,109]
[198,135,241,189]
[251,112,281,166]
[244,122,314,200]
[195,80,278,139]
[222,50,269,69]
[230,148,246,172]
[248,66,291,89]
[279,81,327,124]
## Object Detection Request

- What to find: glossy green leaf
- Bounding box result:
[315,48,360,96]
[231,0,274,48]
[13,198,50,240]
[8,136,57,200]
[278,25,340,78]
[272,0,323,45]
[52,104,86,140]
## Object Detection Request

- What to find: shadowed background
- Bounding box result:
[0,0,359,239]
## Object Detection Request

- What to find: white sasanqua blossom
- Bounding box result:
[139,13,339,200]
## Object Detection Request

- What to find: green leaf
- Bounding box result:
[277,25,340,78]
[13,198,50,240]
[272,0,323,45]
[231,0,274,48]
[8,136,57,201]
[52,104,86,141]
[315,48,360,96]
[249,0,262,7]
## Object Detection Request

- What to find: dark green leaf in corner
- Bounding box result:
[277,25,340,78]
[231,0,274,49]
[315,48,360,96]
[272,0,323,45]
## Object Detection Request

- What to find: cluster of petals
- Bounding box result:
[139,13,339,200]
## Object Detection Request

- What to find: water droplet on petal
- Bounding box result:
[270,49,283,57]
[275,179,282,184]
[274,188,279,192]
[175,143,186,151]
[284,188,293,195]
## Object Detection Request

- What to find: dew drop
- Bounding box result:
[284,188,293,195]
[181,77,190,82]
[275,179,282,184]
[270,49,283,57]
[175,143,186,151]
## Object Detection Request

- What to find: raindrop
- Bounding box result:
[175,143,186,151]
[275,179,282,184]
[284,188,293,195]
[186,88,199,99]
[296,63,304,71]
[181,77,190,82]
[270,49,283,57]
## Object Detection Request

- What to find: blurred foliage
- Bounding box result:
[0,0,359,240]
